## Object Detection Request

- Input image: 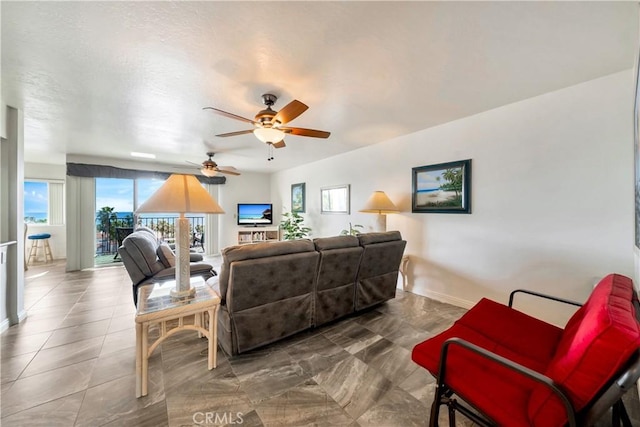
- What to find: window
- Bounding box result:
[24,180,65,225]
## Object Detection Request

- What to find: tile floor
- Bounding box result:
[1,259,639,426]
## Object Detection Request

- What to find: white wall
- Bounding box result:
[24,162,67,260]
[2,106,26,328]
[272,71,634,326]
[1,100,7,139]
[218,171,273,250]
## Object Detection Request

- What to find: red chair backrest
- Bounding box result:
[527,274,640,426]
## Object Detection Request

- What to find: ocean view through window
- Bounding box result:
[94,177,208,264]
[24,181,49,224]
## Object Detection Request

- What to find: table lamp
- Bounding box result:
[359,190,399,232]
[135,174,224,298]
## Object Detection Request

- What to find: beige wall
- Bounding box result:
[272,70,634,326]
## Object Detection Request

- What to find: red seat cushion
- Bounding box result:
[432,341,543,426]
[411,298,564,426]
[412,298,563,375]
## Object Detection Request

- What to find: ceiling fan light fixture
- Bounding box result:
[200,167,218,177]
[253,127,285,144]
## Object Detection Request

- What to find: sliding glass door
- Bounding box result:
[94,176,212,265]
[95,178,134,264]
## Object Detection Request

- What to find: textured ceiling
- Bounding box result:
[2,1,637,173]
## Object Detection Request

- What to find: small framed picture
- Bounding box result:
[320,184,350,214]
[412,159,471,214]
[291,182,306,213]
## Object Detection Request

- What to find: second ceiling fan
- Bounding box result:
[187,152,240,177]
[204,94,330,149]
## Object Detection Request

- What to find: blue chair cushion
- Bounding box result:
[28,233,51,240]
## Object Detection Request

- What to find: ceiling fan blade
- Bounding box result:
[217,167,241,176]
[215,129,255,138]
[203,107,256,125]
[281,127,331,138]
[271,100,308,125]
[272,140,286,149]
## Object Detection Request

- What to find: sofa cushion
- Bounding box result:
[316,246,363,292]
[358,230,402,245]
[218,239,316,303]
[527,273,640,426]
[313,235,359,250]
[122,231,164,277]
[227,251,319,312]
[156,243,175,268]
[355,232,406,310]
[314,238,363,325]
[225,249,319,353]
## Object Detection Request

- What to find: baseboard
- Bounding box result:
[3,310,28,330]
[0,317,10,334]
[419,289,476,310]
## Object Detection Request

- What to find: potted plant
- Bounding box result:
[281,210,311,240]
[340,222,364,236]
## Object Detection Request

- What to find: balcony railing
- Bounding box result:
[96,215,205,257]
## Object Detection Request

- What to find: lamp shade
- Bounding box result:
[359,191,399,214]
[135,174,225,214]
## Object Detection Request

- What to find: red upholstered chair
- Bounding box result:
[411,274,640,427]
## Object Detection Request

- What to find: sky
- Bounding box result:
[24,181,48,214]
[416,169,457,191]
[239,203,272,216]
[26,177,206,218]
[95,178,164,212]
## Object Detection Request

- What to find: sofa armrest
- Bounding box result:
[437,337,577,427]
[207,275,222,300]
[151,263,215,281]
[508,289,583,308]
[152,267,178,281]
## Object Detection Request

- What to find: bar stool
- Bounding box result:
[27,233,53,265]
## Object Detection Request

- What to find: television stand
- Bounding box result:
[237,226,280,245]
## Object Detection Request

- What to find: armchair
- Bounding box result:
[412,273,640,427]
[118,227,215,305]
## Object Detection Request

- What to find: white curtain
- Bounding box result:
[206,184,220,255]
[48,181,64,225]
[65,175,95,271]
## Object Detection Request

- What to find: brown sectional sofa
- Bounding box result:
[210,231,406,356]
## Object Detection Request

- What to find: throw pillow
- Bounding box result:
[157,243,176,268]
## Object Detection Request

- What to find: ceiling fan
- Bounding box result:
[187,152,241,177]
[203,93,331,149]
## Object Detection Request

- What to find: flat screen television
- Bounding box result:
[237,203,273,226]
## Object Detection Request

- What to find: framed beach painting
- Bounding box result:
[412,159,471,214]
[291,182,306,213]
